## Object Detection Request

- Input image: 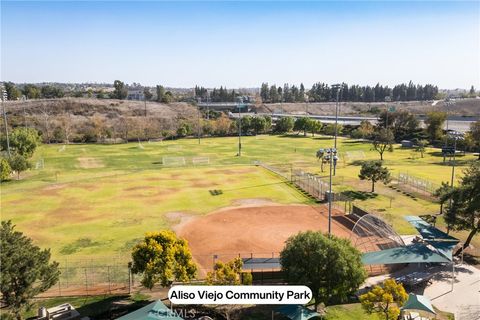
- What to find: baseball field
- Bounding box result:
[1,135,477,265]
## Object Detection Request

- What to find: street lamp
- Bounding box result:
[323,148,338,236]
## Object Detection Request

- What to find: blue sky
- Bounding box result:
[1,1,479,89]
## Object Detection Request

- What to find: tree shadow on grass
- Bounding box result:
[342,190,378,200]
[76,295,151,319]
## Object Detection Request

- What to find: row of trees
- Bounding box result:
[260,81,440,103]
[194,85,239,102]
[4,82,65,100]
[260,83,306,103]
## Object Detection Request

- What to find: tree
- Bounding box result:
[360,279,408,320]
[355,120,374,139]
[316,149,328,172]
[156,85,166,102]
[4,82,22,100]
[280,231,366,310]
[425,111,447,142]
[414,139,429,158]
[1,221,60,320]
[0,157,12,181]
[323,123,343,136]
[440,162,480,255]
[113,80,128,100]
[308,120,322,137]
[274,117,294,133]
[469,85,475,96]
[22,84,41,99]
[8,154,31,180]
[293,117,310,136]
[206,257,251,285]
[131,230,197,289]
[358,161,391,192]
[143,88,153,101]
[378,110,419,141]
[1,127,40,158]
[40,85,64,98]
[251,116,267,135]
[468,121,480,160]
[372,128,394,160]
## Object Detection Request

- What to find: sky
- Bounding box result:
[1,1,479,89]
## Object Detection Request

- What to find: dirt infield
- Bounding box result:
[177,204,353,273]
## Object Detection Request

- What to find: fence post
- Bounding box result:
[128,265,132,294]
[108,266,111,294]
[84,267,89,296]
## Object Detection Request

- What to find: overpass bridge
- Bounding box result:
[198,102,253,112]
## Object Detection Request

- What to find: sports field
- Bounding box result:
[1,135,477,262]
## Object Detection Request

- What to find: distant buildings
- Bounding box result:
[127,89,145,101]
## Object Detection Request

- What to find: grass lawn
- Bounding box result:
[325,303,380,320]
[1,134,478,262]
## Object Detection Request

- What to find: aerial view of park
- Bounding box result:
[1,1,479,320]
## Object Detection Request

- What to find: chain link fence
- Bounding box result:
[397,172,440,196]
[38,257,132,298]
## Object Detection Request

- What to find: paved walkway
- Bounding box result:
[364,263,480,319]
[423,263,480,320]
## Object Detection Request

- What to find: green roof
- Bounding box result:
[426,240,458,261]
[405,216,459,242]
[276,305,321,320]
[116,300,183,320]
[401,293,436,314]
[362,243,451,265]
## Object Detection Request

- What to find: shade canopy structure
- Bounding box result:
[276,305,321,320]
[117,300,183,320]
[401,293,436,315]
[405,216,459,242]
[362,243,451,265]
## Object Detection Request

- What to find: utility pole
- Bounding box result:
[1,82,11,158]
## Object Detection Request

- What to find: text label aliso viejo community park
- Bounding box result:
[168,285,313,305]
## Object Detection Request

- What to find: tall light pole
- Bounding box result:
[449,131,463,187]
[332,84,341,175]
[237,103,242,156]
[323,148,338,236]
[1,82,11,158]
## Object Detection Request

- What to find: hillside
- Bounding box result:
[256,98,480,116]
[4,98,197,119]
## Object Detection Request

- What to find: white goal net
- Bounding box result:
[191,157,210,165]
[162,156,186,166]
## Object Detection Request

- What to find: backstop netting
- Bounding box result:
[350,212,406,275]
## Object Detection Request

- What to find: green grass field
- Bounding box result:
[1,134,478,261]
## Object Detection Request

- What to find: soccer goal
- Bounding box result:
[162,156,186,166]
[35,158,45,170]
[58,145,66,152]
[192,157,210,166]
